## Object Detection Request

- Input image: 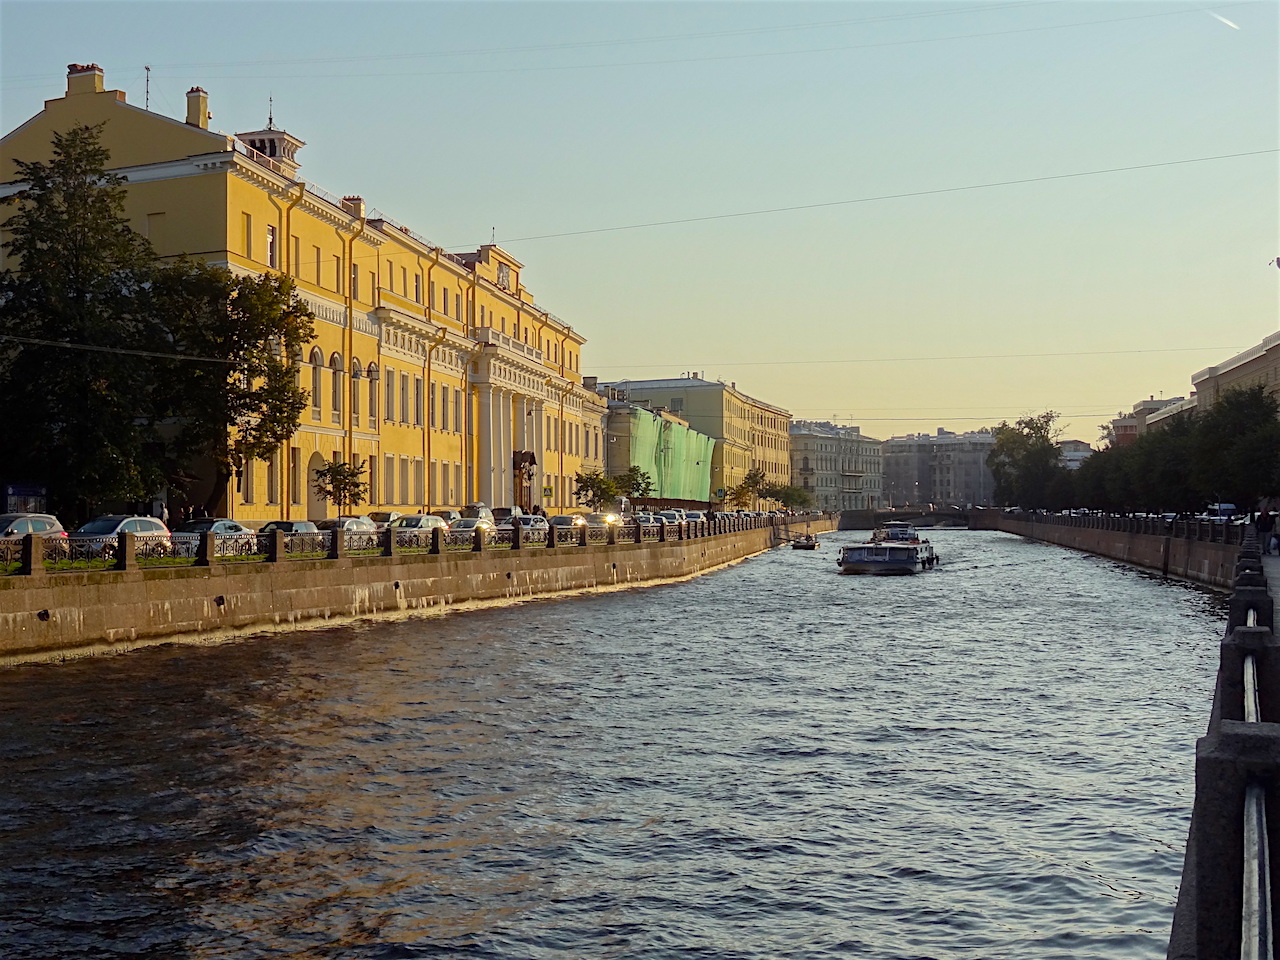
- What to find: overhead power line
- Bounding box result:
[461,149,1277,247]
[0,334,237,364]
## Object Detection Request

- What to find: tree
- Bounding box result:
[759,483,814,509]
[0,123,171,517]
[725,482,755,509]
[986,411,1067,508]
[615,465,654,499]
[312,458,368,516]
[573,472,619,510]
[1190,386,1280,510]
[152,262,314,512]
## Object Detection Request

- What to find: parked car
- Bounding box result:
[259,520,320,534]
[0,513,66,540]
[657,511,685,525]
[497,515,550,530]
[315,516,377,532]
[548,514,586,528]
[491,506,525,523]
[585,512,621,528]
[171,518,258,557]
[432,509,463,526]
[390,514,449,531]
[68,515,171,559]
[449,517,494,534]
[632,513,662,527]
[367,511,403,531]
[683,511,707,522]
[462,503,495,522]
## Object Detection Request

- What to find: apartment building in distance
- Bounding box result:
[789,421,883,511]
[597,375,790,503]
[883,429,996,508]
[0,64,607,523]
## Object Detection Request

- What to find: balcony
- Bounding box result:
[475,325,544,364]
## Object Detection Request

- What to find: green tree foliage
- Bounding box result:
[987,412,1069,508]
[759,483,813,509]
[614,465,654,499]
[1189,386,1280,510]
[311,458,368,516]
[0,124,314,518]
[573,472,619,510]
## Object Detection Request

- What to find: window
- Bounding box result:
[334,255,343,294]
[291,235,301,277]
[266,225,278,269]
[313,246,322,284]
[414,273,422,303]
[454,463,462,505]
[384,455,396,504]
[453,389,462,433]
[368,457,378,504]
[430,460,438,505]
[267,451,279,504]
[310,347,324,419]
[387,260,394,291]
[455,293,461,319]
[400,457,410,505]
[290,447,302,504]
[414,377,424,426]
[351,362,361,421]
[384,368,395,422]
[330,354,343,423]
[367,364,379,426]
[401,266,408,298]
[242,213,253,259]
[350,263,359,300]
[441,287,448,317]
[242,458,255,504]
[479,305,486,326]
[429,381,437,428]
[429,281,435,310]
[400,374,410,424]
[414,459,424,505]
[440,384,448,431]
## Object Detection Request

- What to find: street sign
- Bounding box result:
[542,485,554,499]
[715,487,726,498]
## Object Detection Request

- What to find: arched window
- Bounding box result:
[309,347,324,420]
[350,358,362,421]
[330,353,344,423]
[366,363,379,427]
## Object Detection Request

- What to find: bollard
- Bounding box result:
[195,531,217,566]
[472,528,484,552]
[578,525,587,548]
[266,529,286,562]
[430,526,444,555]
[606,524,617,546]
[633,521,642,544]
[512,524,522,551]
[546,525,557,549]
[114,532,136,571]
[328,529,345,560]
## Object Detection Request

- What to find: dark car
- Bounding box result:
[491,506,525,523]
[171,518,258,557]
[432,509,463,526]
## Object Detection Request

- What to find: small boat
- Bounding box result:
[792,535,820,550]
[837,521,938,575]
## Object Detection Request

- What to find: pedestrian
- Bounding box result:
[1257,509,1275,555]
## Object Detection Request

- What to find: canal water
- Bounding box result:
[0,530,1223,959]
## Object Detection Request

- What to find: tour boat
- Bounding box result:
[837,521,938,575]
[791,534,820,550]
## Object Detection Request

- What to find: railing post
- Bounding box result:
[472,528,484,552]
[578,525,588,547]
[546,526,557,549]
[328,528,345,560]
[512,524,523,551]
[658,522,667,543]
[195,531,217,566]
[267,530,285,562]
[606,524,617,545]
[633,520,642,544]
[430,526,444,555]
[20,534,44,577]
[381,528,395,557]
[113,532,136,571]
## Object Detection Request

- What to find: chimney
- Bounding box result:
[341,196,366,219]
[185,87,209,129]
[67,63,104,96]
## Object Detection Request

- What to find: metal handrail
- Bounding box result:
[1242,652,1273,960]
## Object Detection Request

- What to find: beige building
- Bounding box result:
[789,421,883,511]
[599,376,790,504]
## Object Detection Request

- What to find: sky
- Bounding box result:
[2,0,1277,444]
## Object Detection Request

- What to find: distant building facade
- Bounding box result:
[789,421,883,511]
[1110,397,1185,447]
[1057,439,1093,471]
[883,429,996,507]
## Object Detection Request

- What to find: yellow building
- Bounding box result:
[599,375,791,505]
[0,64,607,523]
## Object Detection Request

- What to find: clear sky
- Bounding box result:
[3,0,1277,443]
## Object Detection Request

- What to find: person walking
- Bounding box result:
[1257,509,1275,554]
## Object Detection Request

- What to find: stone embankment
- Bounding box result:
[0,516,836,664]
[970,511,1243,590]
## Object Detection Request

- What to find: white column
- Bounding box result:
[497,388,511,506]
[478,383,494,505]
[533,399,545,509]
[516,395,528,451]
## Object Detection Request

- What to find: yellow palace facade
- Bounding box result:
[0,64,607,524]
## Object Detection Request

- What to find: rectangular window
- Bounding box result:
[479,305,485,326]
[414,377,424,426]
[430,460,438,506]
[290,447,301,504]
[352,374,360,422]
[453,389,462,432]
[440,384,448,431]
[313,246,322,284]
[242,458,255,504]
[267,451,279,504]
[441,287,448,317]
[368,456,378,505]
[455,293,462,319]
[242,213,253,259]
[429,280,435,310]
[399,457,410,506]
[414,273,422,304]
[387,260,394,291]
[266,225,278,269]
[454,463,462,505]
[385,367,395,421]
[369,373,379,426]
[368,271,376,303]
[401,266,407,297]
[413,459,424,505]
[400,374,410,424]
[334,255,343,294]
[350,263,359,300]
[429,380,437,429]
[384,455,396,504]
[291,236,301,277]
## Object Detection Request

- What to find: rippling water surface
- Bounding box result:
[0,530,1224,959]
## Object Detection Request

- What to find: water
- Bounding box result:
[0,530,1224,959]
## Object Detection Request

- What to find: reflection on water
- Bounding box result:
[0,531,1222,959]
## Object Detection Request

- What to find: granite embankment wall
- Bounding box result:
[0,518,836,663]
[970,512,1240,590]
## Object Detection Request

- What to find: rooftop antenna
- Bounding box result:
[491,226,496,244]
[267,95,275,130]
[144,65,150,110]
